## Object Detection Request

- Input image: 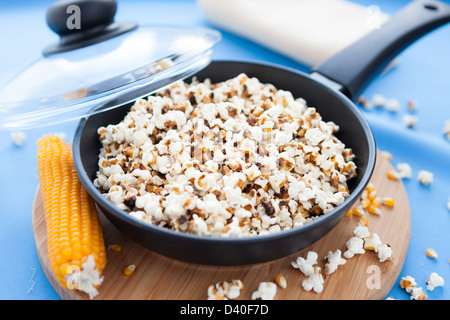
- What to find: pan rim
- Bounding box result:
[73,59,377,246]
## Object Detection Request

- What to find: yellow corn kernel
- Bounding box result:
[346,209,353,217]
[123,264,136,276]
[387,169,400,180]
[108,244,122,253]
[361,199,372,209]
[365,182,375,193]
[275,274,287,289]
[367,191,377,201]
[37,135,106,296]
[426,248,438,259]
[352,205,365,217]
[360,190,369,200]
[371,198,381,207]
[358,217,369,226]
[368,205,381,215]
[382,197,395,207]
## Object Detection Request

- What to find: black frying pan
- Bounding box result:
[73,0,450,266]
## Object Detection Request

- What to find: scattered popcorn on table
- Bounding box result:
[400,275,417,293]
[10,131,26,146]
[275,274,287,289]
[396,163,412,179]
[410,287,427,300]
[377,243,393,262]
[418,170,433,186]
[403,114,418,128]
[385,98,400,112]
[372,94,386,107]
[343,236,365,259]
[426,248,438,259]
[251,282,277,300]
[94,73,357,238]
[426,272,444,291]
[363,233,382,252]
[324,249,346,275]
[208,279,244,300]
[291,251,318,276]
[301,267,324,294]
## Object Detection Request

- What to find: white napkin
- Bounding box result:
[198,0,390,66]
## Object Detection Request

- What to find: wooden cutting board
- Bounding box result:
[32,151,410,300]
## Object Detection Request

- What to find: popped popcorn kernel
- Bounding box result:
[324,249,346,275]
[426,272,444,291]
[208,279,244,300]
[410,287,427,300]
[418,170,433,186]
[291,251,318,276]
[400,275,417,293]
[251,282,277,300]
[302,267,324,294]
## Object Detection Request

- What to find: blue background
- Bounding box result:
[0,0,449,300]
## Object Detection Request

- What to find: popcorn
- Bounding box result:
[385,98,400,112]
[363,233,382,252]
[377,243,393,262]
[10,131,26,146]
[302,267,324,294]
[324,250,346,275]
[343,237,365,259]
[396,163,412,179]
[251,282,277,300]
[403,114,418,128]
[418,170,433,186]
[426,272,444,291]
[95,74,357,237]
[400,275,417,293]
[291,251,318,276]
[410,287,427,300]
[372,94,386,107]
[208,280,244,300]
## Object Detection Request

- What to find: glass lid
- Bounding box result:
[0,1,221,130]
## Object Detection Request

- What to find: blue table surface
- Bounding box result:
[1,0,449,300]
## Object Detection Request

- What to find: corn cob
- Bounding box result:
[37,135,106,299]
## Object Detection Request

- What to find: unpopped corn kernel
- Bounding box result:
[123,264,136,276]
[275,274,287,289]
[426,248,438,259]
[108,244,122,253]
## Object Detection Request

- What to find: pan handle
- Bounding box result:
[310,0,450,101]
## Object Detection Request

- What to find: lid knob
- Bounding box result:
[43,0,137,55]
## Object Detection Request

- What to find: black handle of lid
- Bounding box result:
[310,0,450,101]
[43,0,137,55]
